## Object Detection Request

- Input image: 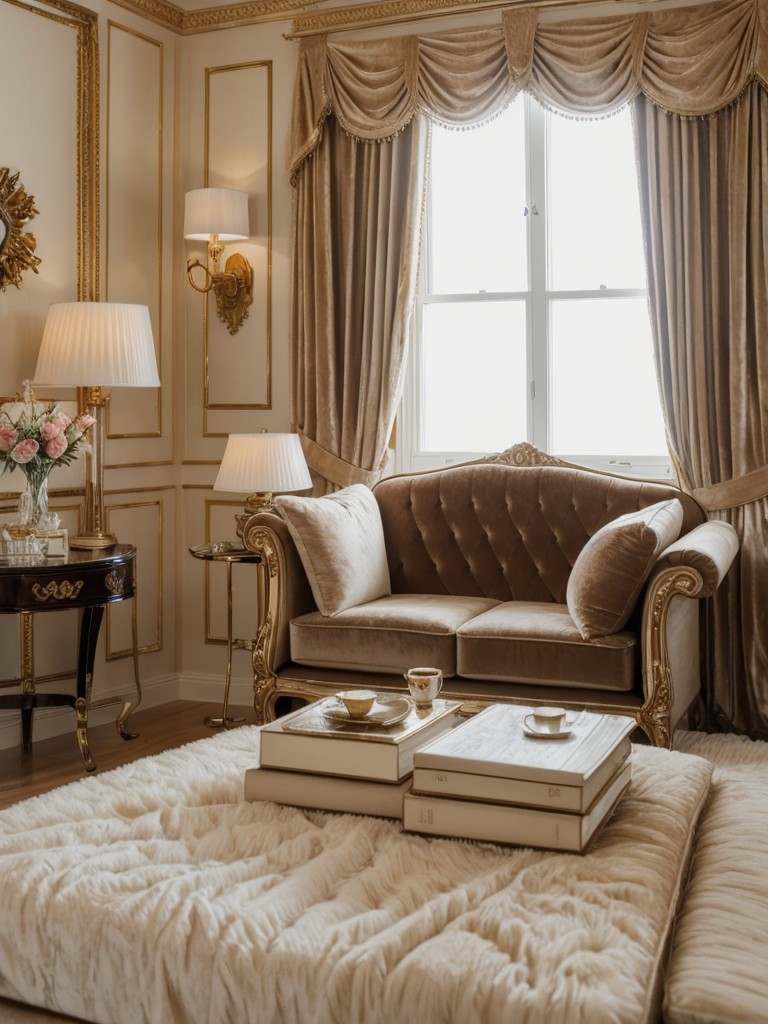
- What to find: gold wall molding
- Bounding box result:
[106,0,652,37]
[2,0,99,297]
[105,21,164,443]
[105,498,163,658]
[107,0,322,34]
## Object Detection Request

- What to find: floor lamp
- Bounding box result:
[34,302,160,550]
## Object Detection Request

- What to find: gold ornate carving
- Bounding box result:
[640,566,703,748]
[0,168,41,291]
[481,442,569,468]
[101,0,535,36]
[105,569,126,595]
[32,580,85,602]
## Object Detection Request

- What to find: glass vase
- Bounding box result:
[19,470,50,529]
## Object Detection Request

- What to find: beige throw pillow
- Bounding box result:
[275,484,391,617]
[567,498,684,639]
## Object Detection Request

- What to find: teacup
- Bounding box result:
[404,667,443,706]
[336,689,377,718]
[524,706,568,734]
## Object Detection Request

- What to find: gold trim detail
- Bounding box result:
[32,580,85,602]
[105,569,126,594]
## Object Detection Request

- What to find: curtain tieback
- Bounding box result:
[692,464,768,511]
[298,431,386,490]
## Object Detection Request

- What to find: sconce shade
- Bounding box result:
[184,188,250,242]
[214,434,312,495]
[34,302,160,388]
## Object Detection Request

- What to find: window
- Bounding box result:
[398,96,670,478]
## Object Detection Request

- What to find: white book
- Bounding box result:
[403,760,632,853]
[244,766,411,818]
[259,697,462,782]
[412,734,631,813]
[413,704,636,786]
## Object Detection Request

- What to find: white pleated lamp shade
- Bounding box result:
[214,434,312,494]
[34,302,160,388]
[184,188,250,241]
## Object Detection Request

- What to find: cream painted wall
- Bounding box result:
[0,0,303,752]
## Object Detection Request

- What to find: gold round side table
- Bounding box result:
[189,542,261,728]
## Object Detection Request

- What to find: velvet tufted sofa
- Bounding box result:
[240,444,738,746]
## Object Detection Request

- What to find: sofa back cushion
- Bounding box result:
[566,498,684,638]
[275,484,391,616]
[374,463,703,604]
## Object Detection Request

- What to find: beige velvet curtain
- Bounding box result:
[291,116,427,492]
[289,0,768,729]
[634,83,768,736]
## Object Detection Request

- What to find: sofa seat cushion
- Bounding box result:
[290,594,500,676]
[457,601,637,692]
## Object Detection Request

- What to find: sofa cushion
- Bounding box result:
[289,594,500,676]
[457,601,637,691]
[275,484,391,617]
[566,498,684,639]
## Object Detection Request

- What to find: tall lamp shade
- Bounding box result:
[214,433,312,523]
[34,302,160,549]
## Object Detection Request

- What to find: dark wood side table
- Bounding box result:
[0,544,140,772]
[189,542,261,728]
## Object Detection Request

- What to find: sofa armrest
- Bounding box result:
[653,520,739,596]
[240,510,316,720]
[638,520,738,747]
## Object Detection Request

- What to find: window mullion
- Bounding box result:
[527,97,548,452]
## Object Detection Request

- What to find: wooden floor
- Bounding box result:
[0,700,253,811]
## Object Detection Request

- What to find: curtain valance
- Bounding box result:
[290,0,768,178]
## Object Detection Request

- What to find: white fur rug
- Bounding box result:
[0,729,713,1024]
[664,732,768,1024]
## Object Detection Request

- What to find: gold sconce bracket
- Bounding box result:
[186,250,253,336]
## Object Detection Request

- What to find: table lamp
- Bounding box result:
[214,433,312,520]
[34,301,160,549]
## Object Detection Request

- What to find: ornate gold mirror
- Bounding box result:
[0,168,41,292]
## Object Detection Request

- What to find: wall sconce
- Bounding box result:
[184,187,253,336]
[214,433,312,530]
[34,302,160,549]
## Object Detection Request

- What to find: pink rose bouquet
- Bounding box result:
[0,381,96,517]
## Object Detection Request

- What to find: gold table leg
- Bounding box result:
[205,559,245,728]
[116,591,142,740]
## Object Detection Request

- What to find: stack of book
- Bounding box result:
[403,704,635,853]
[245,695,462,818]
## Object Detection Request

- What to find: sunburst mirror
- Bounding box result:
[0,168,42,292]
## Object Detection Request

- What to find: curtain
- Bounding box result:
[291,116,427,491]
[634,83,768,737]
[289,0,768,729]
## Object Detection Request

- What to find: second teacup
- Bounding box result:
[404,667,443,706]
[524,706,568,734]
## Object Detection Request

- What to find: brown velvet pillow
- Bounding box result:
[567,498,684,639]
[275,484,391,617]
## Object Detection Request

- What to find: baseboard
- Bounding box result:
[0,674,179,751]
[180,672,254,711]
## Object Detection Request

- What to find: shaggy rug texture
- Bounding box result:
[0,729,713,1024]
[664,731,768,1024]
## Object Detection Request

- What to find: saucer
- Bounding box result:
[322,694,413,728]
[523,724,573,740]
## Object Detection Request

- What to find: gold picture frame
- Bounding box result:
[0,167,41,292]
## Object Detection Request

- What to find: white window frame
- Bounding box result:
[396,97,673,481]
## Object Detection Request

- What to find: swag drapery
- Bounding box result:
[289,0,768,735]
